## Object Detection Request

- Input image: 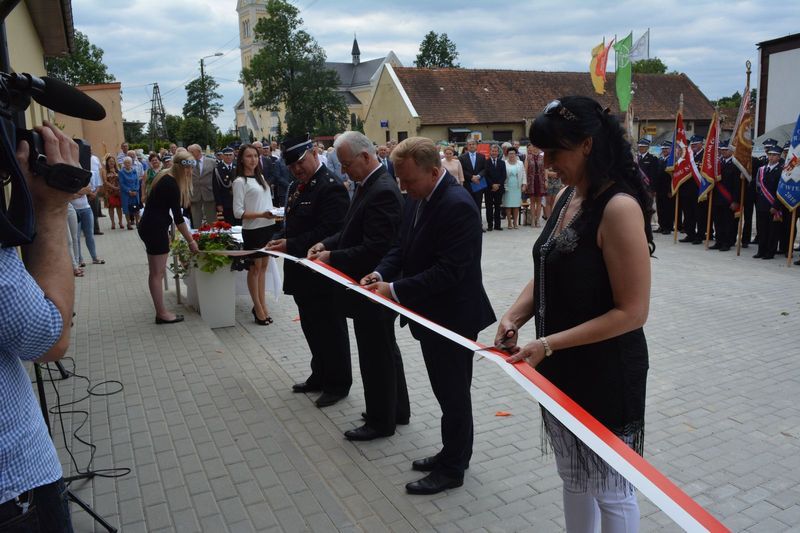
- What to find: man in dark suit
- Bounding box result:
[308,131,410,441]
[259,143,292,208]
[655,141,675,234]
[483,144,506,231]
[711,142,740,251]
[362,137,495,495]
[458,139,487,228]
[213,147,239,225]
[754,145,785,259]
[267,135,351,407]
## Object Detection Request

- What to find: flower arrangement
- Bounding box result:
[169,221,242,276]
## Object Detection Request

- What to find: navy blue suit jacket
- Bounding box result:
[376,171,495,339]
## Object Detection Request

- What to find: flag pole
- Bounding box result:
[735,61,752,256]
[787,209,797,267]
[673,93,684,244]
[647,28,650,59]
[704,188,714,249]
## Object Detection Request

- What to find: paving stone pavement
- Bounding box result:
[38,215,800,532]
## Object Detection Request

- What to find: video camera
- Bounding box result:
[0,71,105,246]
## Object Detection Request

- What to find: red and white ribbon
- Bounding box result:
[207,248,729,532]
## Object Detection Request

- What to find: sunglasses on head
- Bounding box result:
[179,159,197,167]
[543,100,578,122]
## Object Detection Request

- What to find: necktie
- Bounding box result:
[413,199,427,228]
[470,152,476,169]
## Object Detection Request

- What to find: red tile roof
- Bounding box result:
[392,67,714,125]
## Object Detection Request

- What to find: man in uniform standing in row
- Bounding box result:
[710,141,739,252]
[655,141,674,234]
[267,135,352,408]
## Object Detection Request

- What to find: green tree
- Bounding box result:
[183,75,223,121]
[180,116,217,147]
[414,31,460,68]
[631,57,668,74]
[712,89,757,109]
[45,30,115,85]
[241,0,348,135]
[122,121,146,144]
[164,114,184,144]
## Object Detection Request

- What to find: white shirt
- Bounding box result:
[232,176,275,230]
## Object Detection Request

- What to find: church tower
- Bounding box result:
[236,0,276,141]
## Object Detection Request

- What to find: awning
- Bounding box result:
[448,128,472,133]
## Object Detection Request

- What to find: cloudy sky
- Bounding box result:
[72,0,799,132]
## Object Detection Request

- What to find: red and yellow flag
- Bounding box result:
[589,38,614,95]
[731,79,753,181]
[698,112,720,202]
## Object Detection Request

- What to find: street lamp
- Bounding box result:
[199,52,223,150]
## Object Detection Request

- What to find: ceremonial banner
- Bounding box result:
[777,113,800,211]
[614,32,633,111]
[731,81,753,181]
[670,110,694,195]
[698,112,720,202]
[590,38,613,95]
[629,29,650,62]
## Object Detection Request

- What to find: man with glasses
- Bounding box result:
[308,131,409,441]
[268,135,351,407]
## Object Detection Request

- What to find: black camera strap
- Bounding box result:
[0,117,35,247]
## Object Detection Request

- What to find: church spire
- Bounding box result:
[351,34,360,66]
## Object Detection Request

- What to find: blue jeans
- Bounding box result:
[74,207,97,262]
[0,478,73,532]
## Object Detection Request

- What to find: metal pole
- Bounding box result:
[200,57,208,151]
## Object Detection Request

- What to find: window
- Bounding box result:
[492,130,513,142]
[242,20,250,38]
[398,131,408,141]
[385,131,390,143]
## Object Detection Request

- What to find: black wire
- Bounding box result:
[39,357,130,481]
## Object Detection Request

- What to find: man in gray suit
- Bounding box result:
[188,144,217,227]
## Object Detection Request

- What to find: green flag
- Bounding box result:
[614,32,633,111]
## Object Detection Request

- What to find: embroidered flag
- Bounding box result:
[731,80,753,182]
[614,32,633,111]
[698,112,720,202]
[777,113,800,211]
[669,110,694,195]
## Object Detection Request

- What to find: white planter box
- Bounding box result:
[194,268,236,328]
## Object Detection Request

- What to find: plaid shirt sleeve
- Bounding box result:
[0,247,63,361]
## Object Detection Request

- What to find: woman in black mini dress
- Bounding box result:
[138,150,199,324]
[495,96,654,532]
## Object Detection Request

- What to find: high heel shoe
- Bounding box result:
[252,307,270,326]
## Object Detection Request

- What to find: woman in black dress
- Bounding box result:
[495,96,654,532]
[138,150,199,324]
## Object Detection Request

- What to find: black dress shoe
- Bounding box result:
[494,227,503,231]
[412,456,440,472]
[709,243,721,250]
[678,236,694,243]
[361,412,409,425]
[761,255,775,260]
[155,314,184,324]
[315,392,346,407]
[344,424,393,441]
[718,246,731,252]
[794,259,800,265]
[741,243,749,248]
[661,229,672,235]
[292,381,322,393]
[405,471,463,495]
[753,253,763,258]
[691,239,703,245]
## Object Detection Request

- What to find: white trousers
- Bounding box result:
[545,412,640,533]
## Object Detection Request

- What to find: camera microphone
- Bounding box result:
[2,73,106,121]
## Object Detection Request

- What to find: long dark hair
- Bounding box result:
[528,95,654,251]
[235,144,267,189]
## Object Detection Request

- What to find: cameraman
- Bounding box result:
[0,122,76,531]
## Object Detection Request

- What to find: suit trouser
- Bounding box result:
[469,189,485,221]
[756,210,780,257]
[294,293,351,396]
[419,332,474,477]
[485,189,503,229]
[679,188,698,240]
[350,304,410,433]
[742,181,755,244]
[190,201,217,228]
[697,199,710,239]
[712,205,735,247]
[90,194,102,232]
[655,191,674,231]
